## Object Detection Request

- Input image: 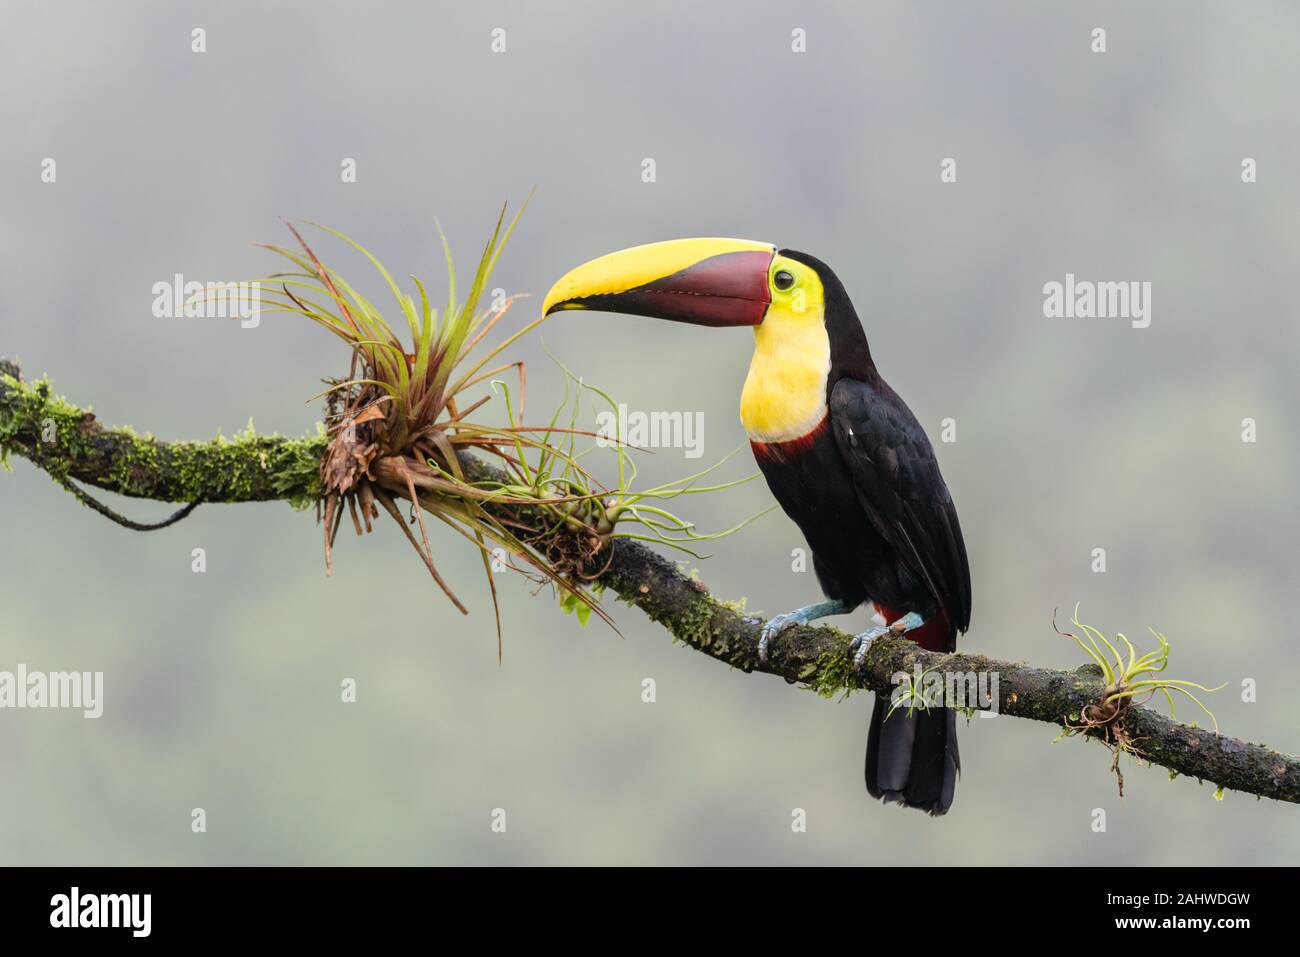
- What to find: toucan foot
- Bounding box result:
[850,626,890,670]
[852,612,927,669]
[757,598,855,664]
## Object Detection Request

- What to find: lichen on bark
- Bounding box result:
[3,356,1299,805]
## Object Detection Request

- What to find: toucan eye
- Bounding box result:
[773,270,795,291]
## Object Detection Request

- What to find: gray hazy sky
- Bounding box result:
[2,1,1298,864]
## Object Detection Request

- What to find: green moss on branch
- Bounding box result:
[4,356,1298,805]
[2,359,324,506]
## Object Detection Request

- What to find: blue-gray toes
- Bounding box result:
[757,598,856,664]
[851,612,927,670]
[850,626,891,670]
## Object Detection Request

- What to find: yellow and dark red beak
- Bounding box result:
[542,238,776,327]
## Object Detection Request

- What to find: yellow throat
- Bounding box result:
[739,266,830,444]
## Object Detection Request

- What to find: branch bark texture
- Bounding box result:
[3,357,1297,804]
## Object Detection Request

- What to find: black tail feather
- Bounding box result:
[865,694,960,816]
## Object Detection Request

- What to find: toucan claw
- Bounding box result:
[757,612,801,665]
[850,626,890,670]
[758,597,857,665]
[853,612,926,670]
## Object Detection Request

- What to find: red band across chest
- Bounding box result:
[749,413,830,465]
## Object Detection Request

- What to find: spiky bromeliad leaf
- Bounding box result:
[258,199,770,656]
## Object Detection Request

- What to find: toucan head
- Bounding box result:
[542,238,830,330]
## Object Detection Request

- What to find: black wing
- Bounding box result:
[829,376,971,635]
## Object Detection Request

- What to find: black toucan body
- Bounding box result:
[543,239,972,815]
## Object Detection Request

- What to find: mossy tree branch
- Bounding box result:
[4,357,1298,805]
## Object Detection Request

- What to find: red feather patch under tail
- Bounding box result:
[874,604,951,653]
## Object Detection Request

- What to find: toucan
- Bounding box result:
[543,238,972,815]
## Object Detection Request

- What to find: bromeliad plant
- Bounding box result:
[1058,605,1225,731]
[258,202,763,656]
[1056,606,1225,791]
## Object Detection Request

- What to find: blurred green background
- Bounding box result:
[2,0,1298,865]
